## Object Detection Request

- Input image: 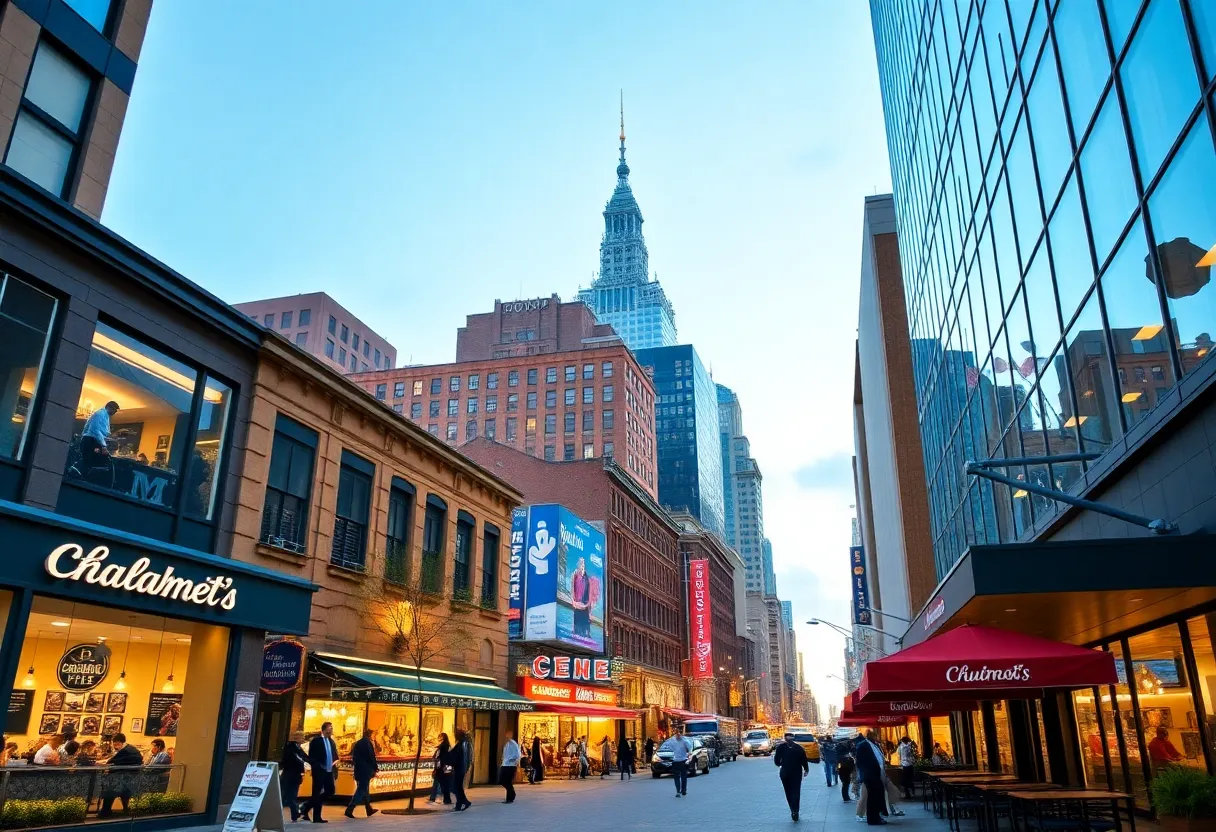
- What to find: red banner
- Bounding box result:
[688,559,713,679]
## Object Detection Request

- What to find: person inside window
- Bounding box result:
[81,401,120,467]
[1148,727,1184,764]
[148,739,171,766]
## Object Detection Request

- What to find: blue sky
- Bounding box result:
[103,0,892,712]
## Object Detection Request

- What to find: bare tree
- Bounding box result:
[362,570,471,812]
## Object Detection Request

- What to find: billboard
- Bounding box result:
[511,505,605,651]
[508,508,527,639]
[850,545,872,625]
[688,558,713,679]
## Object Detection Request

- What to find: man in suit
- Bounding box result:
[854,730,888,826]
[98,733,143,817]
[774,734,810,820]
[301,721,339,823]
[345,728,379,818]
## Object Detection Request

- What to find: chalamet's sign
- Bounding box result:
[45,543,238,610]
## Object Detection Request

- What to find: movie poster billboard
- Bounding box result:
[514,504,605,651]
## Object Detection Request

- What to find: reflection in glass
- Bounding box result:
[993,701,1014,773]
[1185,614,1216,764]
[1074,687,1112,788]
[1054,0,1112,136]
[1102,0,1144,57]
[1027,48,1073,206]
[1146,118,1216,375]
[1192,1,1216,82]
[1119,0,1200,182]
[186,377,232,520]
[1024,244,1062,367]
[0,275,56,461]
[1110,641,1150,807]
[1126,623,1204,775]
[1099,220,1174,428]
[1064,287,1120,453]
[1049,175,1095,326]
[1008,118,1043,257]
[992,179,1023,305]
[1081,92,1139,265]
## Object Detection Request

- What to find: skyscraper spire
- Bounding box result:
[617,90,629,182]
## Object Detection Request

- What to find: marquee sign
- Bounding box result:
[45,543,238,611]
[502,298,550,314]
[519,677,618,706]
[57,643,111,691]
[529,655,612,682]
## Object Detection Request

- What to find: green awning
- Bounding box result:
[312,653,534,712]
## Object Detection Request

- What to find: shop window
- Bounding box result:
[421,495,447,594]
[65,322,234,519]
[10,597,226,821]
[992,701,1014,773]
[385,478,414,585]
[0,273,57,461]
[1186,614,1216,764]
[480,524,499,610]
[260,415,317,554]
[1126,624,1206,776]
[453,511,474,601]
[1110,641,1150,806]
[331,451,373,571]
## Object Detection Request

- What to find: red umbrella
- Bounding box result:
[858,624,1117,702]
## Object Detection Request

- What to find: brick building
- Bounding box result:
[459,437,689,737]
[455,294,618,361]
[234,291,397,376]
[350,334,659,500]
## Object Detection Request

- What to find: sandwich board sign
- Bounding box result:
[222,761,284,832]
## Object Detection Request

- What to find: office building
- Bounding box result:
[576,112,677,350]
[233,292,397,375]
[761,537,777,596]
[455,293,618,361]
[872,0,1216,804]
[635,344,724,537]
[716,384,768,592]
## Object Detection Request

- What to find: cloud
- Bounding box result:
[793,452,854,492]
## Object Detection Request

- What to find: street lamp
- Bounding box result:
[861,607,912,624]
[825,673,849,684]
[807,617,901,646]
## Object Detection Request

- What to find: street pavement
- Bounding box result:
[179,756,952,831]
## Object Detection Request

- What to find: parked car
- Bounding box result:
[788,730,821,763]
[650,736,712,778]
[742,729,773,756]
[682,716,740,765]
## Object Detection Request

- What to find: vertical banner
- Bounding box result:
[227,690,256,752]
[688,559,714,679]
[523,504,560,640]
[508,507,527,640]
[850,545,872,625]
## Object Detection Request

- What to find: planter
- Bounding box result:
[1159,817,1216,832]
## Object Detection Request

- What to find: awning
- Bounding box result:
[663,708,713,721]
[531,702,642,719]
[858,625,1117,703]
[312,653,535,712]
[844,690,979,716]
[838,713,907,727]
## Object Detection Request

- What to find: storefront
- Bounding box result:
[0,499,315,828]
[516,677,640,775]
[617,664,685,741]
[285,654,531,797]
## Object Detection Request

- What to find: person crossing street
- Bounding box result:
[774,733,810,821]
[668,726,693,798]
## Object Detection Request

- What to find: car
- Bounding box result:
[682,716,740,764]
[742,729,773,756]
[788,731,821,763]
[650,736,712,778]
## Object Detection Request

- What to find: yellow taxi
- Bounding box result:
[786,729,820,763]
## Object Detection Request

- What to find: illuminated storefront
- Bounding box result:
[516,677,640,774]
[617,664,685,740]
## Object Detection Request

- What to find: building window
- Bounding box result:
[506,417,518,440]
[602,409,614,430]
[328,316,337,335]
[545,414,556,435]
[0,275,56,461]
[528,368,538,385]
[486,396,497,413]
[467,398,478,415]
[429,400,440,417]
[480,524,500,609]
[584,410,595,431]
[410,402,422,419]
[487,372,499,389]
[375,384,387,400]
[508,370,519,387]
[338,347,347,364]
[507,393,518,412]
[446,423,457,441]
[295,332,308,347]
[469,374,480,390]
[1151,365,1166,381]
[544,445,556,461]
[546,367,558,383]
[281,311,293,329]
[392,382,403,398]
[352,333,360,352]
[340,324,349,344]
[384,479,414,585]
[485,419,496,440]
[454,511,475,600]
[430,378,442,395]
[299,309,312,326]
[259,415,316,554]
[447,399,458,417]
[546,390,556,408]
[428,423,438,436]
[349,353,358,372]
[602,361,613,377]
[66,322,234,518]
[564,412,575,433]
[374,348,381,366]
[583,387,594,404]
[526,416,537,435]
[5,42,93,198]
[527,392,537,410]
[421,495,447,593]
[583,363,594,379]
[603,385,614,402]
[331,451,373,571]
[564,443,575,460]
[449,375,460,392]
[412,380,423,396]
[583,443,595,459]
[565,388,575,406]
[604,441,614,456]
[466,420,477,441]
[325,340,335,358]
[63,0,114,33]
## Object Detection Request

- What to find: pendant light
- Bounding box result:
[21,633,39,689]
[162,646,176,693]
[114,618,134,691]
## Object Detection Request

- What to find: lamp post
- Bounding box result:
[807,618,900,648]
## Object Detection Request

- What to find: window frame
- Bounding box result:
[0,272,58,465]
[384,477,415,585]
[421,494,448,593]
[259,415,317,555]
[330,450,373,571]
[454,510,475,601]
[480,523,500,609]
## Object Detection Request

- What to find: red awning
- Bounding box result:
[532,702,642,719]
[837,713,908,727]
[858,624,1117,702]
[844,690,979,716]
[663,708,713,721]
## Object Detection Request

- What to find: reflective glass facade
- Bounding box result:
[872,0,1216,578]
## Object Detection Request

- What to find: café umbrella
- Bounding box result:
[857,624,1117,702]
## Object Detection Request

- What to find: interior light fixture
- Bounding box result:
[1013,489,1028,498]
[1121,391,1143,403]
[1128,598,1143,603]
[50,621,69,627]
[162,645,177,693]
[22,632,41,688]
[1132,325,1163,341]
[1005,608,1017,613]
[1196,243,1216,268]
[1062,416,1089,428]
[92,330,223,403]
[114,618,134,691]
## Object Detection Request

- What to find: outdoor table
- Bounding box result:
[933,775,1021,828]
[970,782,1062,832]
[1006,789,1135,832]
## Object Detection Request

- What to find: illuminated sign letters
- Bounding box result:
[45,543,238,610]
[531,655,611,682]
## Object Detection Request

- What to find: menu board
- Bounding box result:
[7,690,33,734]
[145,693,184,736]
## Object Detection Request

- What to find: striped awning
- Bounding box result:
[312,653,534,712]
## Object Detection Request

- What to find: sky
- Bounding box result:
[102,0,893,714]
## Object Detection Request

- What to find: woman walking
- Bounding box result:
[617,738,634,780]
[429,733,452,805]
[529,736,544,784]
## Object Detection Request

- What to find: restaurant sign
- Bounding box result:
[260,639,306,694]
[45,543,238,611]
[57,643,111,691]
[529,655,612,682]
[850,545,872,626]
[520,677,618,706]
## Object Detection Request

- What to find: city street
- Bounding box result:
[183,758,947,832]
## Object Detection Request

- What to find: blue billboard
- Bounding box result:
[508,507,527,640]
[512,504,605,652]
[850,545,872,626]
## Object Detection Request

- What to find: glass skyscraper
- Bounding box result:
[636,345,725,537]
[872,0,1216,579]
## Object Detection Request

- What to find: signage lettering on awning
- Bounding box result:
[520,677,618,705]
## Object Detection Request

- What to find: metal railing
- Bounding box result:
[420,551,443,594]
[383,538,408,585]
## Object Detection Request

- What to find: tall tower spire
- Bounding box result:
[617,89,629,182]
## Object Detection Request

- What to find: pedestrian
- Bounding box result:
[854,730,888,826]
[279,730,308,822]
[644,736,655,769]
[898,736,916,799]
[617,737,634,780]
[500,730,521,803]
[451,728,472,811]
[775,733,810,821]
[599,736,612,778]
[300,721,339,823]
[821,735,839,786]
[430,733,453,804]
[668,726,693,798]
[837,750,856,802]
[345,728,379,818]
[530,735,544,783]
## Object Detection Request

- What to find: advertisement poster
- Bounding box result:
[688,559,714,679]
[260,640,306,695]
[221,761,283,832]
[145,693,183,736]
[6,690,32,734]
[228,691,256,752]
[508,507,527,640]
[850,545,872,625]
[523,504,560,641]
[517,504,605,650]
